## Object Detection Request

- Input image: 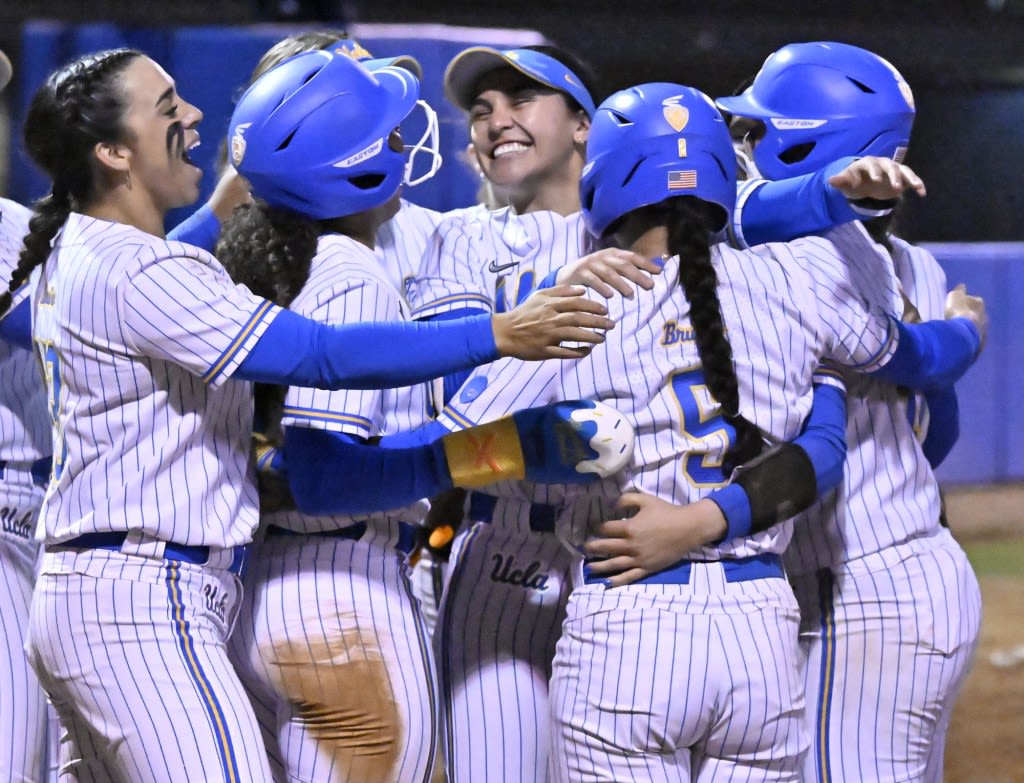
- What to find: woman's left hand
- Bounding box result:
[583,492,727,587]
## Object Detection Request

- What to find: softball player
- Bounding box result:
[0,192,53,783]
[406,45,637,783]
[719,41,983,783]
[7,48,613,782]
[435,81,984,783]
[0,49,59,783]
[220,48,630,783]
[216,48,456,783]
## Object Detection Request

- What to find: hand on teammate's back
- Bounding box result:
[492,284,614,360]
[944,283,988,350]
[581,493,728,587]
[828,156,926,201]
[555,248,664,298]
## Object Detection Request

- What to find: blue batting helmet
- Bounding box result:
[580,83,736,238]
[717,41,915,180]
[229,49,419,220]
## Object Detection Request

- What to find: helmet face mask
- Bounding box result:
[230,51,422,220]
[716,42,915,180]
[580,83,736,238]
[403,99,443,187]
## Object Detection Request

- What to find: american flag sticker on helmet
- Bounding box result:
[668,170,697,190]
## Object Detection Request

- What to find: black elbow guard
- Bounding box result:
[731,443,818,535]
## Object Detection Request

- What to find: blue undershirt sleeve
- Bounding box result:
[285,426,453,515]
[377,419,452,449]
[234,307,499,389]
[419,307,491,405]
[738,157,881,246]
[920,385,960,468]
[709,382,848,540]
[167,204,220,252]
[0,297,32,350]
[870,318,980,391]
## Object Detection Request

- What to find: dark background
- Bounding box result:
[1,0,1023,241]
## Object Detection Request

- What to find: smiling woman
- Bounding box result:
[2,47,615,782]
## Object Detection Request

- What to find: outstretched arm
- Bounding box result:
[233,286,613,390]
[733,156,925,248]
[277,400,633,516]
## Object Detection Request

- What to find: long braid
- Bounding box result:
[0,48,141,318]
[667,198,764,475]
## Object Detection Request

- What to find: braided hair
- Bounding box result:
[664,197,765,475]
[0,48,142,318]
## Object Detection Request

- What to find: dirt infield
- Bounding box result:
[943,484,1024,783]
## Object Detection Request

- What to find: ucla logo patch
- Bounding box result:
[662,95,689,133]
[460,376,488,403]
[230,123,251,167]
[335,41,373,61]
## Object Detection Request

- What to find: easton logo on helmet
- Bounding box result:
[770,118,827,130]
[333,137,384,168]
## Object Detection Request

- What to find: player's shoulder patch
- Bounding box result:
[459,375,488,403]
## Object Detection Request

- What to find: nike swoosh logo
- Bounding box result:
[487,259,519,273]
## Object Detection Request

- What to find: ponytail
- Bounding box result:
[216,201,321,447]
[216,201,319,308]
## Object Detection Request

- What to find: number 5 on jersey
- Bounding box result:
[669,367,735,488]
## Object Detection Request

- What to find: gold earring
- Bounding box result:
[125,169,132,189]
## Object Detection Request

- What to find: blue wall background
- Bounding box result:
[8,23,1021,486]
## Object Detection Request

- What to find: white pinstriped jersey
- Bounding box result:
[33,213,281,547]
[374,199,443,298]
[786,236,948,575]
[0,198,50,471]
[440,236,899,561]
[732,179,904,318]
[269,234,431,534]
[407,207,594,318]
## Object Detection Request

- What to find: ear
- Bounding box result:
[93,140,132,174]
[573,112,591,145]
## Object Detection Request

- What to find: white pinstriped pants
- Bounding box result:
[792,528,982,783]
[549,565,807,783]
[436,521,573,783]
[231,527,438,783]
[1,529,49,783]
[26,548,272,783]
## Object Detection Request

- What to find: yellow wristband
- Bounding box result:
[442,417,526,488]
